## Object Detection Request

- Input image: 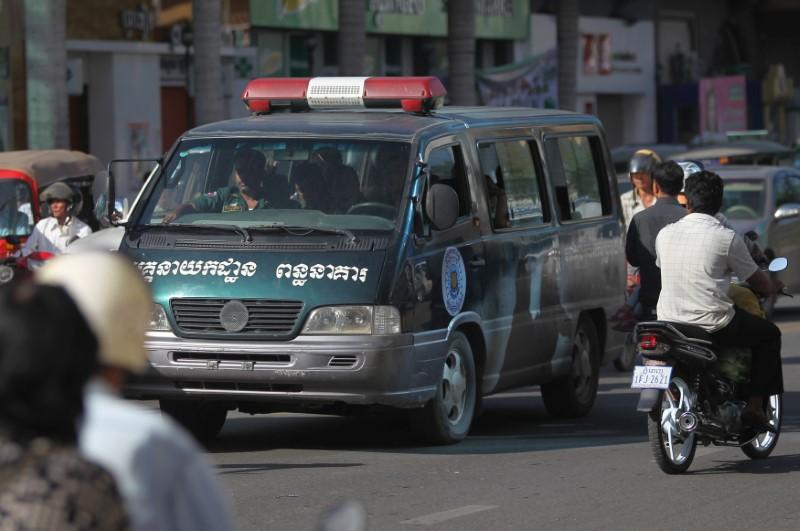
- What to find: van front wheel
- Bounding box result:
[411,331,477,445]
[541,316,600,418]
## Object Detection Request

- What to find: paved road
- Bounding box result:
[206,303,800,530]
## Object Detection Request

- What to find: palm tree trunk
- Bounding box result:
[556,0,579,111]
[25,0,68,148]
[338,0,365,76]
[447,0,476,105]
[193,0,224,125]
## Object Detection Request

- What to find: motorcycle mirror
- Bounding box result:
[768,257,788,273]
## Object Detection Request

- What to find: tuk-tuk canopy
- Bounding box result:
[0,150,104,187]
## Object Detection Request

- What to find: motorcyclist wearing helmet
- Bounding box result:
[19,181,92,256]
[621,149,661,228]
[36,252,235,531]
[612,149,662,330]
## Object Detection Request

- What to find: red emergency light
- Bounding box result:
[241,76,447,115]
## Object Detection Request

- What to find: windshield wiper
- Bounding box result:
[136,223,251,243]
[250,223,357,243]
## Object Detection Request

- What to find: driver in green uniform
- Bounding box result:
[163,149,296,223]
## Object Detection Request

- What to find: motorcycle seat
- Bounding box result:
[663,321,712,343]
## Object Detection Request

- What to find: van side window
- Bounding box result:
[428,145,471,218]
[545,136,611,221]
[478,139,549,229]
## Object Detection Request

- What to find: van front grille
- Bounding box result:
[171,298,303,335]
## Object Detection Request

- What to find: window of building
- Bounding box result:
[385,36,403,76]
[478,139,549,229]
[545,136,611,221]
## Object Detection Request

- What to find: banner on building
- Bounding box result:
[699,75,747,137]
[250,0,529,39]
[476,49,557,109]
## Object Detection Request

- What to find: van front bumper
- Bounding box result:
[125,330,446,408]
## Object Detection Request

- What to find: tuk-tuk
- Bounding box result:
[0,149,104,260]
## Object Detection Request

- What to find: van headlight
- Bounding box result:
[302,305,401,335]
[149,303,171,331]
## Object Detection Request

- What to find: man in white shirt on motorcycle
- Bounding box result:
[655,170,784,433]
[20,182,92,256]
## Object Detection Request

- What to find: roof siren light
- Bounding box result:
[241,76,447,115]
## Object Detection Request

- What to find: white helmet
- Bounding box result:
[35,252,151,373]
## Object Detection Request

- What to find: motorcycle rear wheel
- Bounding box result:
[647,378,697,474]
[741,394,782,459]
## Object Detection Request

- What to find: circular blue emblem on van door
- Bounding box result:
[442,246,466,316]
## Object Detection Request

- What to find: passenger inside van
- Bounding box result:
[162,149,297,223]
[364,149,406,204]
[290,162,328,211]
[484,167,511,228]
[310,147,362,213]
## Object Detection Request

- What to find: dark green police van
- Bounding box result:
[115,77,626,444]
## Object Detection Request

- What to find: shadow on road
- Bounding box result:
[216,462,362,476]
[691,453,800,475]
[206,369,648,456]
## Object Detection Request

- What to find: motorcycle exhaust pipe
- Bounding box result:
[680,412,727,438]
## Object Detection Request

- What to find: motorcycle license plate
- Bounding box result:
[631,365,672,389]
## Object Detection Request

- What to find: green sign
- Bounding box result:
[250,0,529,40]
[250,0,337,31]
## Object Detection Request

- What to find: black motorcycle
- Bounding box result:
[633,257,788,474]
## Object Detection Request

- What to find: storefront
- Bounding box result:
[250,0,528,79]
[63,0,255,198]
[513,13,657,147]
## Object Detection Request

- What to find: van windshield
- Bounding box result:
[140,138,411,231]
[0,180,34,237]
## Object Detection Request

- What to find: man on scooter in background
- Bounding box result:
[19,182,92,256]
[655,171,784,433]
[625,161,686,321]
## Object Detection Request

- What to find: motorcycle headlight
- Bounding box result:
[302,305,401,335]
[149,303,171,331]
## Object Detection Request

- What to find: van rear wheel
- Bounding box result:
[541,316,600,418]
[411,331,476,445]
[159,399,228,443]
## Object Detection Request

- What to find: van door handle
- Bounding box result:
[470,257,486,268]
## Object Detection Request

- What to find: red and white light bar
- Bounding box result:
[241,76,447,114]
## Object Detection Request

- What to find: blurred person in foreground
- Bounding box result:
[36,252,235,531]
[0,283,129,530]
[20,182,92,256]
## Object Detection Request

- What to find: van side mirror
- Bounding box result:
[425,183,459,231]
[774,203,800,220]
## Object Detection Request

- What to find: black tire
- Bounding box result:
[160,399,228,443]
[410,331,477,445]
[541,316,600,418]
[613,332,637,372]
[742,394,782,459]
[647,383,697,474]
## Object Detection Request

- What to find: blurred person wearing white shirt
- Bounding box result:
[36,252,235,531]
[20,182,91,255]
